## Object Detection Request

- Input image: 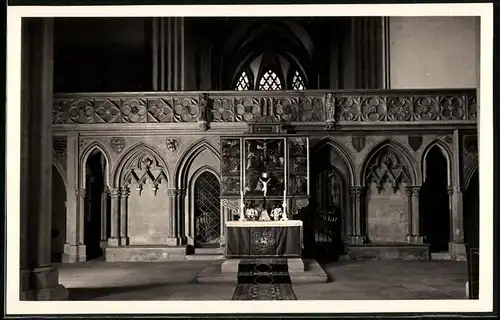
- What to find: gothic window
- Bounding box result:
[235,71,251,91]
[258,70,283,91]
[291,70,306,90]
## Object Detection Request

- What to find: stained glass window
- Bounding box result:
[291,70,306,90]
[258,70,282,91]
[235,71,251,91]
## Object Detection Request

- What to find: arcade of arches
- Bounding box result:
[20,16,480,300]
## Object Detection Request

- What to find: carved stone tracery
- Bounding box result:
[365,148,411,193]
[120,151,168,195]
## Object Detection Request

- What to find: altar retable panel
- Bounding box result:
[220,136,310,220]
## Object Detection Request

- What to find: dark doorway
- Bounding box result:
[420,147,450,253]
[85,150,107,260]
[306,147,346,261]
[51,166,66,263]
[464,168,479,249]
[194,171,221,248]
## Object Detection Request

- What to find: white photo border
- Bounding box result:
[5,3,494,315]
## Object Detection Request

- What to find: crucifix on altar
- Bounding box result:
[220,135,310,266]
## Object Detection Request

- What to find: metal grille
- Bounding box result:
[235,71,251,91]
[291,70,306,90]
[194,171,221,244]
[315,169,342,246]
[258,70,282,91]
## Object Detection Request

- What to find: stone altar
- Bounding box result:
[225,220,303,258]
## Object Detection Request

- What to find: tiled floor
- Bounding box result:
[56,260,468,301]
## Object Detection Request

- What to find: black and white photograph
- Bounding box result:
[5,3,494,316]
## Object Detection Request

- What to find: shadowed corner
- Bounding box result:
[67,281,191,300]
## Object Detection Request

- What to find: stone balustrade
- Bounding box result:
[52,89,477,128]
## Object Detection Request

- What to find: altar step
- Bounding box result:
[196,259,328,284]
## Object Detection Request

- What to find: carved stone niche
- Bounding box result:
[121,152,168,196]
[365,148,411,194]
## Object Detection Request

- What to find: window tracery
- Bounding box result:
[235,71,251,91]
[291,70,306,90]
[258,70,283,91]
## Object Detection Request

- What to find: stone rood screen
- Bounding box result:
[52,89,477,126]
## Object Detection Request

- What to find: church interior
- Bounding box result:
[19,15,480,301]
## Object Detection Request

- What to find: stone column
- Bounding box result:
[405,186,414,243]
[449,129,466,258]
[62,133,85,263]
[77,188,86,247]
[165,17,186,90]
[176,189,187,244]
[348,186,365,244]
[344,17,384,89]
[100,189,108,244]
[119,188,130,246]
[219,201,229,249]
[21,18,68,300]
[108,188,120,246]
[411,186,423,243]
[166,188,185,245]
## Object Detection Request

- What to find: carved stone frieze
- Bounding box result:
[110,137,126,153]
[53,91,477,125]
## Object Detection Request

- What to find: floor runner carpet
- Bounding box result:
[231,259,298,300]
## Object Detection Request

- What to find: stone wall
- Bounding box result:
[389,16,478,89]
[54,131,477,250]
[366,182,408,243]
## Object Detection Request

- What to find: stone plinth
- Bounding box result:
[105,246,186,262]
[348,243,431,260]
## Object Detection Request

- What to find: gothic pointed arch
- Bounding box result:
[112,142,170,189]
[421,139,453,185]
[361,139,419,188]
[53,156,67,188]
[464,157,479,190]
[311,137,357,186]
[80,141,112,188]
[220,18,315,90]
[174,138,221,189]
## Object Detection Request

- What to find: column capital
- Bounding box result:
[120,187,130,198]
[447,185,455,196]
[349,186,365,196]
[100,188,109,200]
[110,188,120,198]
[167,188,178,197]
[167,188,186,197]
[411,186,421,197]
[404,186,413,197]
[76,188,86,198]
